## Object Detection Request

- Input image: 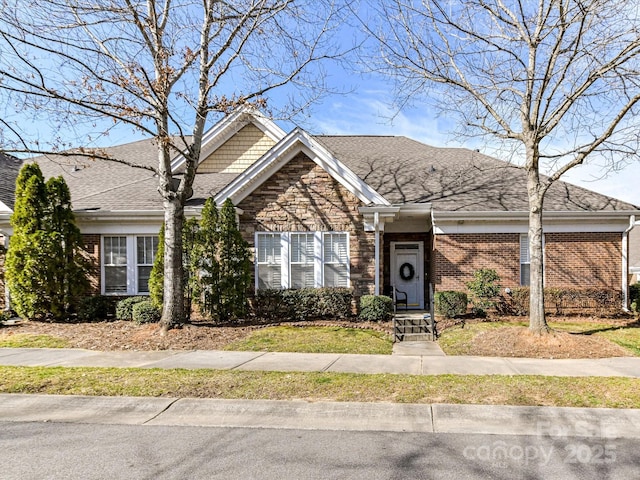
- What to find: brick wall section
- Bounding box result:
[434,231,623,292]
[197,124,276,174]
[83,234,101,294]
[237,153,376,300]
[545,232,622,289]
[434,233,520,291]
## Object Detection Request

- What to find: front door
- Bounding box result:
[391,241,424,309]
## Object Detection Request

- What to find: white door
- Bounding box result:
[391,242,424,309]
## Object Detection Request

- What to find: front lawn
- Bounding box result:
[438,318,640,358]
[222,325,393,355]
[2,365,640,408]
[0,334,70,349]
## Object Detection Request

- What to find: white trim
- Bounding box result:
[0,199,11,213]
[433,215,634,234]
[170,106,287,172]
[215,128,389,207]
[622,215,636,310]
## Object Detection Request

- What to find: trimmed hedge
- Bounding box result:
[253,288,353,321]
[132,300,161,324]
[358,295,393,321]
[498,287,623,316]
[76,295,115,322]
[434,291,468,318]
[115,296,148,321]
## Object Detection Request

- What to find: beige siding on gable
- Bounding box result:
[197,123,276,174]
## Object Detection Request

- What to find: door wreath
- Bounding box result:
[399,262,415,281]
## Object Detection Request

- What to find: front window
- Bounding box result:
[102,235,159,295]
[520,234,530,286]
[290,233,315,288]
[256,233,282,289]
[104,236,127,293]
[255,231,350,290]
[137,236,159,293]
[323,233,349,287]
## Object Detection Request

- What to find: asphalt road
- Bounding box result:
[1,422,639,480]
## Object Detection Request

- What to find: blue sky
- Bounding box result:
[4,1,639,209]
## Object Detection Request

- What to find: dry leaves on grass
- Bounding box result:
[469,326,631,359]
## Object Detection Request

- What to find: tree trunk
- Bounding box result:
[160,197,185,332]
[527,167,549,335]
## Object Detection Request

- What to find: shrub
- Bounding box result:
[132,300,161,325]
[359,295,393,321]
[465,268,501,317]
[630,283,640,313]
[252,289,291,321]
[76,296,114,322]
[317,288,353,319]
[253,288,353,321]
[115,296,147,321]
[497,287,622,316]
[434,291,468,318]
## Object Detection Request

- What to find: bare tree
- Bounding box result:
[363,0,640,333]
[0,0,344,330]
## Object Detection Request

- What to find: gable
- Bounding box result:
[196,123,276,174]
[238,152,366,233]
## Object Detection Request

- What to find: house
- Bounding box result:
[0,108,638,312]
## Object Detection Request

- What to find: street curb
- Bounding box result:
[1,394,639,438]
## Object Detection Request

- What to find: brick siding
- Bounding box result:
[433,231,622,292]
[545,232,622,289]
[237,153,376,300]
[83,234,101,294]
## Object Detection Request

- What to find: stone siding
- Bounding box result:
[237,153,375,299]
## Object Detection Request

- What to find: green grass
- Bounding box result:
[2,366,640,408]
[0,334,69,349]
[438,319,640,356]
[223,325,393,355]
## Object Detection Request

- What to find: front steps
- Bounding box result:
[393,311,438,342]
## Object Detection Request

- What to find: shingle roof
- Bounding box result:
[0,153,23,210]
[7,133,638,214]
[314,136,638,211]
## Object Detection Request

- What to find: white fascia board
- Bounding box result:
[0,200,11,214]
[170,107,287,172]
[398,203,433,216]
[215,128,390,207]
[433,210,636,234]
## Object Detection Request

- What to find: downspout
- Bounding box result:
[622,215,635,311]
[374,211,380,296]
[2,235,9,312]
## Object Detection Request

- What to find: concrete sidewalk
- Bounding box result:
[2,393,640,438]
[2,348,640,437]
[1,347,640,377]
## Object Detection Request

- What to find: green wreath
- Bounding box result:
[399,262,415,281]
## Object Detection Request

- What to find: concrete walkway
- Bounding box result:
[1,346,640,377]
[2,347,640,436]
